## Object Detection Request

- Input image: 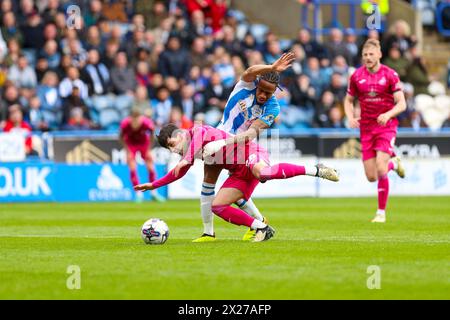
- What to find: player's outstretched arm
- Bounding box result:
[241,52,295,82]
[134,160,192,192]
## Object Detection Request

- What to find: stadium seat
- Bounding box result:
[436,1,450,36]
[415,0,437,26]
[250,24,269,43]
[99,108,121,128]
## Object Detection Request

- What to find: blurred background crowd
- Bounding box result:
[0,0,449,147]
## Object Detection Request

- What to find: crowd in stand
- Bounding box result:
[0,0,449,152]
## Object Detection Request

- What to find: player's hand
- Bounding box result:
[271,52,296,73]
[134,183,155,192]
[348,117,360,129]
[203,139,227,158]
[174,159,189,177]
[377,113,391,126]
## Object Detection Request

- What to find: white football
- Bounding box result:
[141,218,169,245]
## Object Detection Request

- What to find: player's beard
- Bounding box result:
[366,60,380,73]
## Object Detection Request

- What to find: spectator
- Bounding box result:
[212,48,235,87]
[382,20,416,57]
[325,106,345,129]
[3,104,36,156]
[61,107,92,131]
[28,95,48,131]
[59,66,89,99]
[101,39,121,69]
[315,90,335,127]
[84,0,104,28]
[1,11,24,45]
[35,57,51,83]
[82,49,111,96]
[304,57,329,99]
[39,39,61,69]
[169,106,194,129]
[344,28,359,66]
[405,48,430,96]
[7,54,37,89]
[158,36,191,80]
[84,25,105,55]
[151,85,173,129]
[0,84,22,121]
[289,74,316,110]
[110,51,137,95]
[202,71,231,125]
[383,46,409,81]
[20,10,45,50]
[135,61,152,88]
[132,85,152,118]
[324,28,353,65]
[327,73,347,102]
[264,40,282,65]
[3,38,21,67]
[190,37,210,68]
[42,0,63,24]
[36,71,62,128]
[294,28,327,60]
[171,16,194,48]
[61,86,92,127]
[180,83,202,121]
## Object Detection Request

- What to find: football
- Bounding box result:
[141,219,169,245]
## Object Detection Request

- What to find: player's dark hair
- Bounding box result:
[260,71,280,86]
[157,123,179,149]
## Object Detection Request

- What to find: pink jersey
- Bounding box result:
[182,125,260,172]
[152,125,268,189]
[347,64,402,130]
[120,116,155,146]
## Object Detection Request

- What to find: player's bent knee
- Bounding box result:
[211,204,227,216]
[366,175,377,182]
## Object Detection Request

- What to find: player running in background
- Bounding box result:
[134,124,339,242]
[344,39,406,223]
[192,52,296,243]
[120,108,164,202]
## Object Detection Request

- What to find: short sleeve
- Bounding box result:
[347,73,358,97]
[259,98,280,127]
[389,70,402,93]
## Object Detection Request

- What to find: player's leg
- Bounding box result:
[372,151,392,223]
[212,185,275,242]
[252,161,339,182]
[363,157,378,182]
[127,147,142,202]
[193,164,223,242]
[143,148,165,202]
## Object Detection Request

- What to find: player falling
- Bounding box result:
[134,124,339,242]
[344,39,406,223]
[119,108,164,202]
[194,52,296,242]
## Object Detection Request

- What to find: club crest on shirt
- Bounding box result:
[252,105,262,118]
[378,77,386,85]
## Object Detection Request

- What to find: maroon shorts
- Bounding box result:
[361,126,397,161]
[221,145,270,201]
[128,143,151,160]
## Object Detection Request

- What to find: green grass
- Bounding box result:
[0,197,449,300]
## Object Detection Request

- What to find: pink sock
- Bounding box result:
[388,161,395,172]
[377,175,389,210]
[130,170,139,186]
[212,205,254,228]
[259,163,306,181]
[148,168,156,183]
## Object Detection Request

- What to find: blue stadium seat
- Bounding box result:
[99,108,120,128]
[436,1,450,36]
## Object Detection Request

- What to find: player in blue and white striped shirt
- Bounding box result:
[194,52,296,242]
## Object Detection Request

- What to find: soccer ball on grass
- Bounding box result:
[141,218,169,244]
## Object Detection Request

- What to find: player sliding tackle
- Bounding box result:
[134,124,339,242]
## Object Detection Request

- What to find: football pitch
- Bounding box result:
[0,197,449,300]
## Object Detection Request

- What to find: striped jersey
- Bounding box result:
[216,80,280,134]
